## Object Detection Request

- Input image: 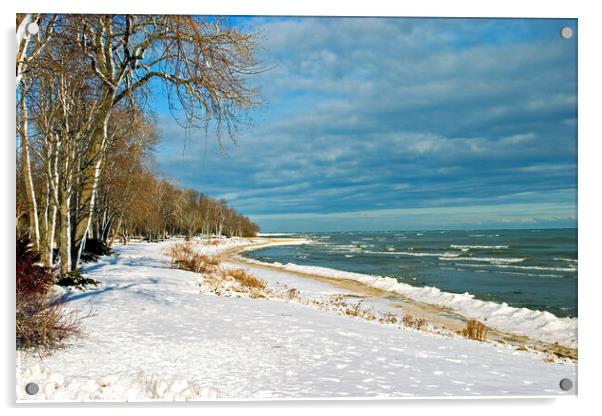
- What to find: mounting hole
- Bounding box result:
[26,22,39,36]
[560,26,573,40]
[559,378,573,391]
[25,382,39,395]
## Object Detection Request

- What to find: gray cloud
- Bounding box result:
[155,17,577,231]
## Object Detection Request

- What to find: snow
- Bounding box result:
[243,260,577,348]
[17,239,576,401]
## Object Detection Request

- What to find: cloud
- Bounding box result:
[155,17,577,231]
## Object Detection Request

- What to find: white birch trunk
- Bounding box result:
[18,83,40,250]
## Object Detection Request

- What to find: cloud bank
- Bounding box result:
[155,17,577,231]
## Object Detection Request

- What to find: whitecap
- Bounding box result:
[450,244,509,250]
[439,256,525,264]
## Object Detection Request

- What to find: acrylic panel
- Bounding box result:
[16,14,577,401]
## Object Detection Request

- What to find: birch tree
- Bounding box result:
[17,14,260,270]
[16,14,57,250]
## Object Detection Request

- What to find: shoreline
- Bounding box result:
[223,237,577,361]
[17,238,576,400]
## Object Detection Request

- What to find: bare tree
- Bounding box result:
[16,14,57,250]
[17,14,261,270]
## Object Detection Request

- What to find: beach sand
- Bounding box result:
[223,237,577,361]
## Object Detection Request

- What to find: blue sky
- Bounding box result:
[153,17,577,232]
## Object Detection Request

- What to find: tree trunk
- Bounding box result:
[58,185,71,274]
[108,217,122,248]
[73,112,110,267]
[18,84,40,250]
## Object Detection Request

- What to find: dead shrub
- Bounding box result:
[165,243,220,274]
[16,297,83,352]
[402,314,426,330]
[380,313,399,324]
[164,242,194,263]
[463,319,488,341]
[219,268,267,290]
[345,303,363,317]
[286,288,299,300]
[16,238,83,351]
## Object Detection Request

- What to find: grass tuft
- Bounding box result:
[463,319,488,341]
[402,314,427,330]
[219,268,267,290]
[164,243,220,274]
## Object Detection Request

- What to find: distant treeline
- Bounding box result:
[16,14,261,273]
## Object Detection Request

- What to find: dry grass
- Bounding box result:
[16,297,89,353]
[380,312,399,324]
[16,238,88,353]
[286,288,299,300]
[327,296,377,321]
[402,314,427,330]
[463,319,488,341]
[164,243,220,274]
[219,268,267,290]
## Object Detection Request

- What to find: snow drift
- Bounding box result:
[243,258,577,348]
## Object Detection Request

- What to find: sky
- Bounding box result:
[153,17,577,232]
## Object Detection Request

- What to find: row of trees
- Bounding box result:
[16,14,261,273]
[93,149,260,246]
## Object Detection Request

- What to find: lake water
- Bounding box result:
[245,229,578,318]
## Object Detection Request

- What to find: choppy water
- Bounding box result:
[246,229,578,317]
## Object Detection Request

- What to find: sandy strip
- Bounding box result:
[220,237,577,361]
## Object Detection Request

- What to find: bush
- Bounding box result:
[219,268,267,290]
[56,269,100,291]
[165,243,220,274]
[80,238,112,262]
[164,242,195,263]
[16,238,54,298]
[16,238,82,351]
[16,299,81,352]
[402,314,426,330]
[463,319,488,341]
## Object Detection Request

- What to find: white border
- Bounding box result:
[2,1,601,415]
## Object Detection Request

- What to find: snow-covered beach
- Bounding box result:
[17,238,577,401]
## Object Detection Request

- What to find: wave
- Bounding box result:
[257,232,296,237]
[450,244,509,250]
[554,257,578,263]
[447,266,563,278]
[242,258,577,348]
[439,256,525,264]
[365,250,447,257]
[457,263,576,273]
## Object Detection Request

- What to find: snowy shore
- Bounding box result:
[236,247,577,349]
[17,238,576,401]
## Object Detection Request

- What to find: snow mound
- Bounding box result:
[260,262,578,348]
[17,364,219,401]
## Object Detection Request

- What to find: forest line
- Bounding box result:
[16,14,261,273]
